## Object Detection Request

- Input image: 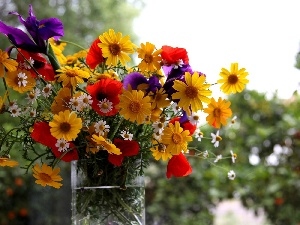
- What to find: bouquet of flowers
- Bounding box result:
[0,4,249,224]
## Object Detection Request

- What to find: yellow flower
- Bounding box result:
[0,157,18,167]
[49,110,82,141]
[5,69,36,93]
[118,89,152,124]
[51,87,72,114]
[218,62,249,94]
[172,72,212,115]
[91,134,122,155]
[150,140,172,161]
[161,121,192,155]
[0,49,18,77]
[99,29,136,66]
[0,91,8,113]
[150,88,170,109]
[32,164,63,189]
[50,43,67,65]
[137,42,162,73]
[48,37,67,51]
[56,66,90,88]
[204,97,232,128]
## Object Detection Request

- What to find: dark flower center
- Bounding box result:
[109,44,121,55]
[213,108,221,117]
[60,122,71,132]
[39,173,51,182]
[129,101,141,113]
[172,133,182,144]
[228,74,238,84]
[185,86,198,99]
[144,54,153,63]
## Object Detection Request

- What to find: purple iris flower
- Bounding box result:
[147,75,162,93]
[0,4,64,53]
[122,72,148,90]
[163,64,193,99]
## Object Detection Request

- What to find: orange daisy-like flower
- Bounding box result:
[204,97,232,128]
[0,157,19,167]
[32,164,63,189]
[5,69,36,93]
[0,49,18,77]
[137,42,162,73]
[56,66,90,88]
[51,87,72,114]
[91,134,122,155]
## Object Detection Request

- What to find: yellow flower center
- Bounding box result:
[39,173,52,182]
[228,74,238,84]
[185,86,198,99]
[60,122,71,132]
[44,87,50,93]
[216,136,222,141]
[144,54,153,63]
[213,108,221,117]
[172,133,183,144]
[129,101,141,113]
[101,102,109,109]
[109,44,121,55]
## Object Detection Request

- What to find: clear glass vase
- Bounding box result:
[71,159,145,225]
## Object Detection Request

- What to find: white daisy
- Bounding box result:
[230,150,237,163]
[98,98,113,114]
[211,130,222,148]
[55,138,70,152]
[42,84,53,97]
[94,120,110,136]
[194,128,204,142]
[78,93,93,108]
[120,130,133,141]
[188,111,201,126]
[17,72,28,87]
[26,88,41,104]
[214,154,222,163]
[228,170,236,180]
[70,97,83,112]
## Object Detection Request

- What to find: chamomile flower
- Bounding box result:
[152,121,165,134]
[214,154,222,163]
[98,98,113,114]
[55,138,70,152]
[202,150,209,158]
[42,84,53,97]
[230,150,237,163]
[26,88,41,104]
[194,128,204,142]
[211,130,222,148]
[228,170,236,180]
[188,111,201,126]
[94,120,110,136]
[78,93,93,108]
[70,97,83,112]
[120,130,133,141]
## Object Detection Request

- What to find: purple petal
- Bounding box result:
[0,22,40,52]
[123,72,148,90]
[38,18,64,40]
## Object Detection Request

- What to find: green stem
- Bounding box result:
[60,40,87,50]
[108,117,124,140]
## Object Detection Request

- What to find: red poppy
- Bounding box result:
[86,78,123,116]
[161,45,189,65]
[16,49,56,81]
[166,153,192,178]
[169,117,196,135]
[30,121,78,162]
[108,138,140,166]
[86,38,104,69]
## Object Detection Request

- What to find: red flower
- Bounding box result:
[16,49,56,81]
[169,117,196,135]
[86,38,104,69]
[30,121,78,162]
[166,153,192,178]
[108,138,140,166]
[161,45,189,65]
[86,78,123,116]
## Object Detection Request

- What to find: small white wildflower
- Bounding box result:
[170,102,180,115]
[228,170,236,180]
[26,88,41,104]
[211,130,222,148]
[230,115,238,127]
[29,108,37,117]
[8,101,18,112]
[120,130,133,141]
[152,121,165,134]
[42,84,53,97]
[94,120,110,136]
[173,59,184,69]
[78,93,93,108]
[10,106,22,117]
[188,111,201,126]
[230,150,237,163]
[214,154,222,163]
[98,98,113,114]
[23,57,34,69]
[70,97,83,112]
[55,138,70,152]
[194,128,204,142]
[17,72,28,87]
[202,150,209,158]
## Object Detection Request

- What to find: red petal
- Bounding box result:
[51,142,79,162]
[108,154,124,167]
[113,138,140,156]
[86,38,104,69]
[166,153,192,178]
[161,45,189,65]
[30,122,56,148]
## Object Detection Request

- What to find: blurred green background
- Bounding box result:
[1,1,300,225]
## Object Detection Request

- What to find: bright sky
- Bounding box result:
[134,0,300,99]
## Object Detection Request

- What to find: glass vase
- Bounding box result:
[71,159,145,225]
